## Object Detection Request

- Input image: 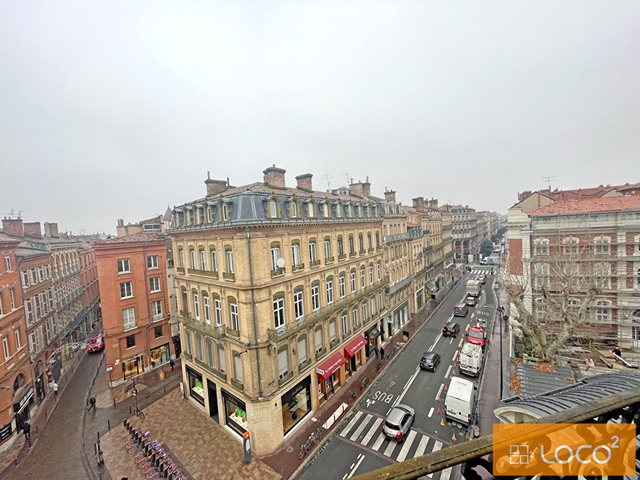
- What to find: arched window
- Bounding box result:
[594,300,611,322]
[322,202,330,218]
[273,293,286,331]
[307,200,316,218]
[267,197,279,219]
[290,199,299,218]
[594,236,611,255]
[533,238,549,256]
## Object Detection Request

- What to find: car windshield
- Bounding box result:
[384,420,399,430]
[423,355,435,363]
[469,331,483,338]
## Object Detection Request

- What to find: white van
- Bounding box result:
[444,377,476,426]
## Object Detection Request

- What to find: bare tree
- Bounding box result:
[505,234,606,364]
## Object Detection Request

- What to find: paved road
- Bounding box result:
[6,352,103,480]
[300,268,498,480]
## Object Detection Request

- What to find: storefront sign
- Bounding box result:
[0,423,12,441]
[14,387,34,413]
[106,364,113,372]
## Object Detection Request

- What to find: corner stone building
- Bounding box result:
[169,166,390,454]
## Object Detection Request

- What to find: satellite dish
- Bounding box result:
[276,257,285,268]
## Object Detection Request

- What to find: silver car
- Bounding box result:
[382,404,415,442]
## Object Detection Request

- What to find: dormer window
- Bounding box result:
[322,202,330,218]
[290,200,299,218]
[335,202,342,217]
[267,197,280,219]
[220,202,230,222]
[307,201,316,218]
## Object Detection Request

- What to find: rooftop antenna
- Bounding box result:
[344,173,350,186]
[3,208,25,219]
[323,165,333,190]
[543,176,557,191]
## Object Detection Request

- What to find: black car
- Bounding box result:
[420,352,441,371]
[442,321,460,337]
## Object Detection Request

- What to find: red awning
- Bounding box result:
[316,353,346,380]
[343,336,368,358]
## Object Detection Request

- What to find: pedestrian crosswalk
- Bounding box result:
[469,269,492,275]
[339,412,455,479]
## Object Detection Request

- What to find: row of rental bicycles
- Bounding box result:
[123,419,189,480]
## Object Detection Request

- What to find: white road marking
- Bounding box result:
[458,338,463,348]
[435,383,444,401]
[394,369,420,406]
[428,407,434,418]
[349,414,372,442]
[452,351,458,362]
[428,332,443,352]
[361,417,383,447]
[396,430,418,462]
[383,438,398,457]
[340,411,363,437]
[432,440,443,453]
[440,467,453,480]
[445,365,452,378]
[371,432,386,451]
[414,435,430,457]
[347,453,366,479]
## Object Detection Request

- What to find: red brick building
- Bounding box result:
[0,234,31,453]
[79,246,101,334]
[93,233,173,387]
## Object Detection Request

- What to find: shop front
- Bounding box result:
[207,379,218,423]
[316,352,346,405]
[343,336,367,375]
[393,302,409,330]
[186,366,205,406]
[150,343,170,368]
[13,386,34,432]
[222,389,247,436]
[416,288,424,310]
[281,376,312,434]
[435,274,444,289]
[122,354,144,380]
[364,327,381,358]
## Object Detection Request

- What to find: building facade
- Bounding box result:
[450,205,478,261]
[79,246,101,336]
[0,234,31,453]
[93,233,173,386]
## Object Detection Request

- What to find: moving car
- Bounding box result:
[442,321,461,337]
[477,274,486,284]
[467,326,486,349]
[382,404,415,442]
[420,352,441,372]
[453,304,468,317]
[465,295,477,307]
[87,334,105,353]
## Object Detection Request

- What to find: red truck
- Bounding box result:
[466,325,486,350]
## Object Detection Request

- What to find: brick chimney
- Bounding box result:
[295,173,313,191]
[427,198,439,209]
[384,189,396,203]
[412,197,425,211]
[44,222,59,238]
[349,182,364,197]
[2,218,24,237]
[263,165,286,189]
[23,222,42,238]
[204,171,229,196]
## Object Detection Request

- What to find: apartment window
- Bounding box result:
[218,347,226,373]
[234,353,243,384]
[377,262,381,281]
[594,236,611,255]
[274,295,286,331]
[352,307,359,328]
[199,249,206,270]
[118,259,130,273]
[268,198,278,218]
[358,234,364,252]
[207,342,214,367]
[292,243,301,267]
[221,203,230,221]
[339,274,346,298]
[126,335,136,349]
[375,232,380,248]
[326,277,334,305]
[179,249,185,267]
[307,201,316,218]
[563,237,579,255]
[294,288,304,320]
[226,248,234,273]
[594,301,610,322]
[150,277,161,293]
[210,249,218,272]
[360,267,365,289]
[336,203,342,217]
[120,281,133,299]
[341,313,348,336]
[3,254,11,272]
[337,236,344,256]
[348,236,355,254]
[324,238,331,259]
[21,271,29,288]
[147,255,159,269]
[2,335,9,359]
[9,289,15,310]
[229,301,239,331]
[329,320,336,344]
[314,328,323,355]
[14,327,21,349]
[271,245,281,271]
[309,240,317,263]
[568,299,581,314]
[290,200,299,218]
[311,283,320,312]
[362,303,368,322]
[193,292,200,320]
[369,264,374,284]
[535,298,546,318]
[594,263,611,289]
[350,270,356,293]
[185,332,192,355]
[533,238,549,256]
[298,336,307,366]
[196,337,203,361]
[534,263,550,288]
[214,297,222,327]
[370,297,377,315]
[322,202,329,218]
[203,293,210,324]
[152,300,163,320]
[278,349,289,379]
[154,325,163,339]
[190,249,196,268]
[378,292,383,312]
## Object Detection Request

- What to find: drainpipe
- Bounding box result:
[143,243,152,371]
[246,229,263,398]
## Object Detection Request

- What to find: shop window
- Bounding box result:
[154,326,163,339]
[126,335,136,349]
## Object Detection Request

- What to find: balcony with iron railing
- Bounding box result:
[181,311,226,340]
[386,274,414,295]
[383,232,412,243]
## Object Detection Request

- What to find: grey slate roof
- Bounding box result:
[512,362,575,398]
[499,373,640,420]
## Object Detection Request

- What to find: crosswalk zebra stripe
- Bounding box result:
[361,417,383,447]
[371,431,387,451]
[349,414,372,442]
[432,440,443,453]
[340,411,363,437]
[396,430,417,462]
[413,435,430,458]
[440,467,453,480]
[383,438,398,457]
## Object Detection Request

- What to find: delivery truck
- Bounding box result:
[444,377,476,427]
[458,342,483,377]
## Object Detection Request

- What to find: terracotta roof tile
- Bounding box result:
[91,232,164,245]
[529,195,640,216]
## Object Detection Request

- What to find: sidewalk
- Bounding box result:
[261,278,461,480]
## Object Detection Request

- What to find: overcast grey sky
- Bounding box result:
[2,1,639,235]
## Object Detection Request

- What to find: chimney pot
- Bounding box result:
[263,165,287,189]
[295,173,313,191]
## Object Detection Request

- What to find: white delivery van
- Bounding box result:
[459,342,483,377]
[444,377,476,426]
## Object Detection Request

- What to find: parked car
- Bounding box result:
[87,334,105,353]
[442,321,461,337]
[382,404,415,442]
[477,274,486,284]
[420,352,441,372]
[453,303,469,317]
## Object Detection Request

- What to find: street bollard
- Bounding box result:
[113,398,116,408]
[107,419,111,431]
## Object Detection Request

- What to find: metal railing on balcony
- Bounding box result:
[383,232,412,243]
[182,313,226,340]
[386,275,414,295]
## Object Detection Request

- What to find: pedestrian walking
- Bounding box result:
[51,381,59,399]
[374,346,379,359]
[380,347,385,360]
[88,396,96,412]
[170,358,175,371]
